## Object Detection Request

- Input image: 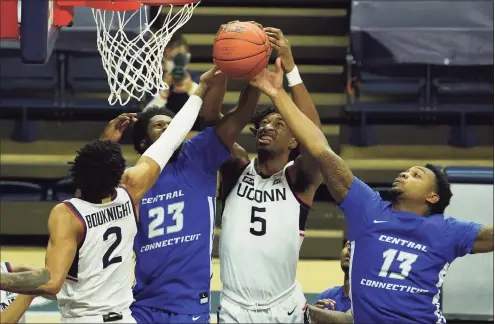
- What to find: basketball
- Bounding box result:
[213,21,271,80]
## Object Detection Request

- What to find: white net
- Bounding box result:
[91,1,199,106]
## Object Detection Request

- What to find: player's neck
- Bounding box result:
[392,201,429,216]
[343,273,350,296]
[255,153,288,177]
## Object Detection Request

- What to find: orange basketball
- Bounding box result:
[213,22,271,80]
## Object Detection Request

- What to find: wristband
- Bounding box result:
[286,65,303,87]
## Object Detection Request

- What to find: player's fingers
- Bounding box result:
[247,21,263,28]
[314,300,326,306]
[274,57,282,74]
[267,38,281,50]
[264,27,282,37]
[119,120,130,130]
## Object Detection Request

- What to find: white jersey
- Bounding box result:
[57,187,137,318]
[220,159,310,304]
[0,262,25,323]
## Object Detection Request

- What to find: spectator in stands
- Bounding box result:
[145,33,200,114]
[313,240,351,313]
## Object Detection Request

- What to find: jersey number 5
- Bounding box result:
[148,202,184,239]
[250,207,266,236]
[379,248,418,279]
[102,226,122,269]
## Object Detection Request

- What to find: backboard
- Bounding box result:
[0,0,59,64]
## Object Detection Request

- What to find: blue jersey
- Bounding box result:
[132,127,230,314]
[340,177,482,324]
[313,286,351,313]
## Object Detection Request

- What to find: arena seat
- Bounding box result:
[53,178,75,201]
[0,53,60,109]
[0,180,45,201]
[66,55,109,93]
[444,166,494,184]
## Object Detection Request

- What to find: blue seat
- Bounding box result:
[444,166,494,184]
[434,79,493,96]
[53,178,75,201]
[0,181,44,201]
[0,54,58,91]
[66,55,109,92]
[360,73,426,95]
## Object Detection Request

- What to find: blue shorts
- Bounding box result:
[131,305,209,324]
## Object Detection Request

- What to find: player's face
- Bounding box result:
[147,115,173,144]
[256,113,297,153]
[340,240,350,272]
[392,166,439,205]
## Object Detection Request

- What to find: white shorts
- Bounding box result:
[217,287,310,324]
[61,309,136,323]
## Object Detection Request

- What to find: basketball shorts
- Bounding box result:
[217,286,310,324]
[130,305,209,324]
[61,309,136,323]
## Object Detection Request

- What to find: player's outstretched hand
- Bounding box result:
[314,298,337,310]
[199,65,225,87]
[249,57,283,98]
[264,27,295,74]
[100,113,138,143]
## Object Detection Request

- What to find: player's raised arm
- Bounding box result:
[0,203,81,296]
[472,225,494,253]
[265,27,322,196]
[249,59,353,204]
[199,66,228,123]
[0,295,35,324]
[121,66,222,203]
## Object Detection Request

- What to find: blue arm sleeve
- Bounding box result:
[444,217,483,259]
[339,177,385,240]
[181,127,231,177]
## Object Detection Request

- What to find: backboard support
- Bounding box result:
[0,0,59,64]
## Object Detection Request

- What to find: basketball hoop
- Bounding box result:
[82,0,199,106]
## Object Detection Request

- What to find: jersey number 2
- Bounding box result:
[250,207,266,236]
[379,248,418,279]
[148,202,184,238]
[102,226,122,269]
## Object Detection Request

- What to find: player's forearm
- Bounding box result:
[271,89,353,202]
[9,264,38,273]
[215,85,261,148]
[230,84,261,127]
[308,305,353,324]
[289,82,321,128]
[199,75,227,122]
[472,225,494,253]
[0,295,35,324]
[0,268,58,295]
[271,89,327,157]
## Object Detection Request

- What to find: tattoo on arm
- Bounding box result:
[317,149,354,204]
[0,268,51,295]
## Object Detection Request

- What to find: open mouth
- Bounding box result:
[258,133,274,144]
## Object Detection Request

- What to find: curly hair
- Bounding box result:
[132,106,175,154]
[251,105,279,133]
[69,140,126,202]
[425,163,453,215]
